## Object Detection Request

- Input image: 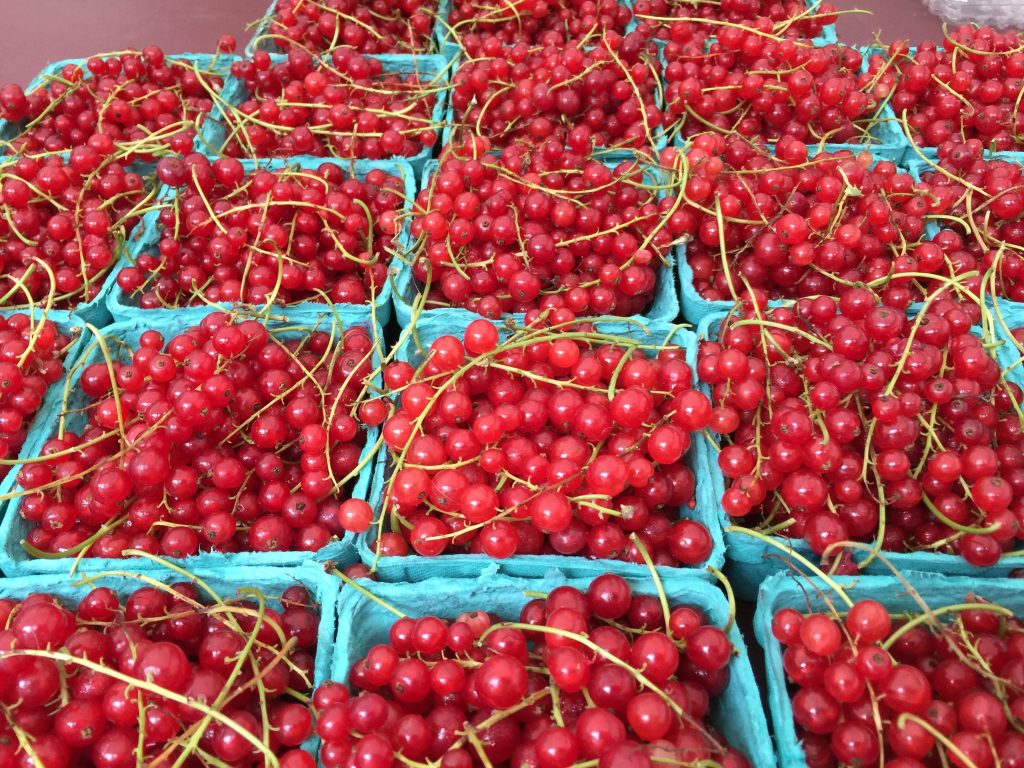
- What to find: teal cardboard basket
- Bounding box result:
[0,309,88,389]
[0,53,237,160]
[633,0,837,48]
[101,156,416,327]
[0,563,339,757]
[245,0,452,57]
[754,570,1024,768]
[333,569,777,768]
[695,307,1024,601]
[0,152,159,328]
[0,310,88,539]
[859,45,1024,163]
[664,40,880,150]
[670,88,906,162]
[198,53,449,177]
[0,306,378,577]
[440,36,668,165]
[439,0,637,62]
[393,158,681,328]
[356,314,725,582]
[676,142,912,325]
[905,155,1024,315]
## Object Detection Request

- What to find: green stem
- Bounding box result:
[881,603,1015,650]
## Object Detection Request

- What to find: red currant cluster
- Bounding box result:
[0,152,148,311]
[410,146,681,318]
[870,27,1024,151]
[907,144,1024,301]
[367,319,715,565]
[772,597,1024,767]
[256,0,438,54]
[217,48,440,160]
[0,580,321,767]
[0,47,225,158]
[314,575,751,768]
[115,155,404,310]
[671,136,932,306]
[655,25,713,69]
[449,33,664,154]
[15,313,375,560]
[0,315,77,476]
[666,40,891,145]
[633,0,837,43]
[699,293,1024,567]
[447,0,632,57]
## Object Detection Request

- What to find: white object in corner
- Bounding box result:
[922,0,1024,28]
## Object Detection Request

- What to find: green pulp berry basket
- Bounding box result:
[198,53,449,177]
[0,563,340,757]
[693,307,1024,601]
[393,158,681,328]
[0,152,159,328]
[0,52,237,155]
[676,141,910,325]
[334,569,777,768]
[356,313,726,583]
[100,156,416,327]
[632,0,837,49]
[245,0,453,58]
[0,306,379,577]
[755,570,1024,768]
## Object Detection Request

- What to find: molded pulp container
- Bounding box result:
[0,564,340,756]
[0,53,237,153]
[632,0,838,48]
[440,34,668,166]
[694,308,1024,601]
[101,156,417,326]
[860,45,1024,164]
[676,142,910,325]
[393,158,681,328]
[356,314,726,582]
[440,0,641,61]
[245,0,453,58]
[755,571,1024,767]
[0,54,238,325]
[199,53,449,177]
[0,309,88,576]
[335,568,778,768]
[0,154,155,328]
[0,306,378,577]
[667,43,900,157]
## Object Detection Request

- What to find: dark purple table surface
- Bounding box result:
[0,0,947,86]
[0,0,262,85]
